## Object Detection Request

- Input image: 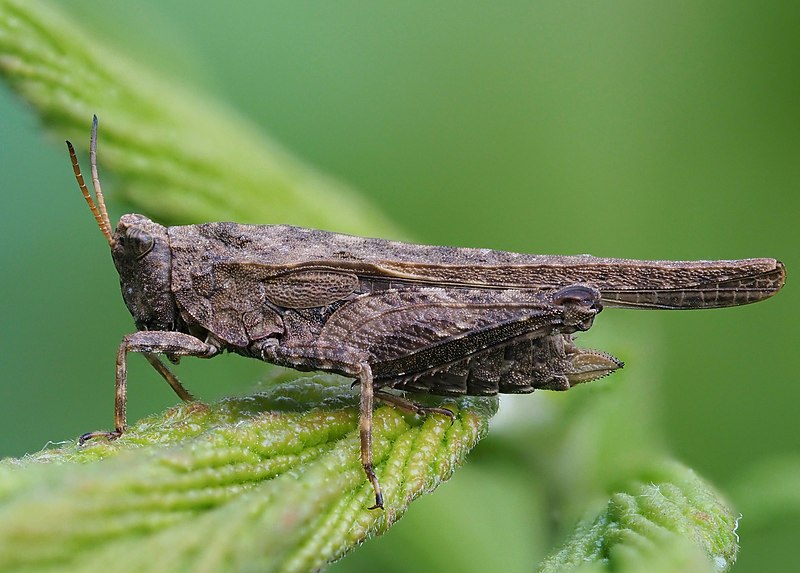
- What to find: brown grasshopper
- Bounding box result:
[66,117,786,509]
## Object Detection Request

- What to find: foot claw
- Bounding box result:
[368,492,384,510]
[363,463,385,510]
[78,429,123,446]
[418,405,456,425]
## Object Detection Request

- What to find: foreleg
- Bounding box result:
[80,331,217,444]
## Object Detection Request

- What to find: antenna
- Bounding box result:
[66,115,114,246]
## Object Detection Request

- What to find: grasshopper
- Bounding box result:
[66,117,786,509]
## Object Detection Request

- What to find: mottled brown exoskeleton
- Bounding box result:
[66,117,786,509]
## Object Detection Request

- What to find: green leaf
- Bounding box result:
[537,462,740,573]
[0,0,400,235]
[0,373,496,572]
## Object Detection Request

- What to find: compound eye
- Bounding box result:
[125,227,155,259]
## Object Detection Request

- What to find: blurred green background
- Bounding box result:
[0,2,797,571]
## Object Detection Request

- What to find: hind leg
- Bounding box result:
[375,390,455,424]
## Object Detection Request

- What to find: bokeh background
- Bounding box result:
[0,2,797,571]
